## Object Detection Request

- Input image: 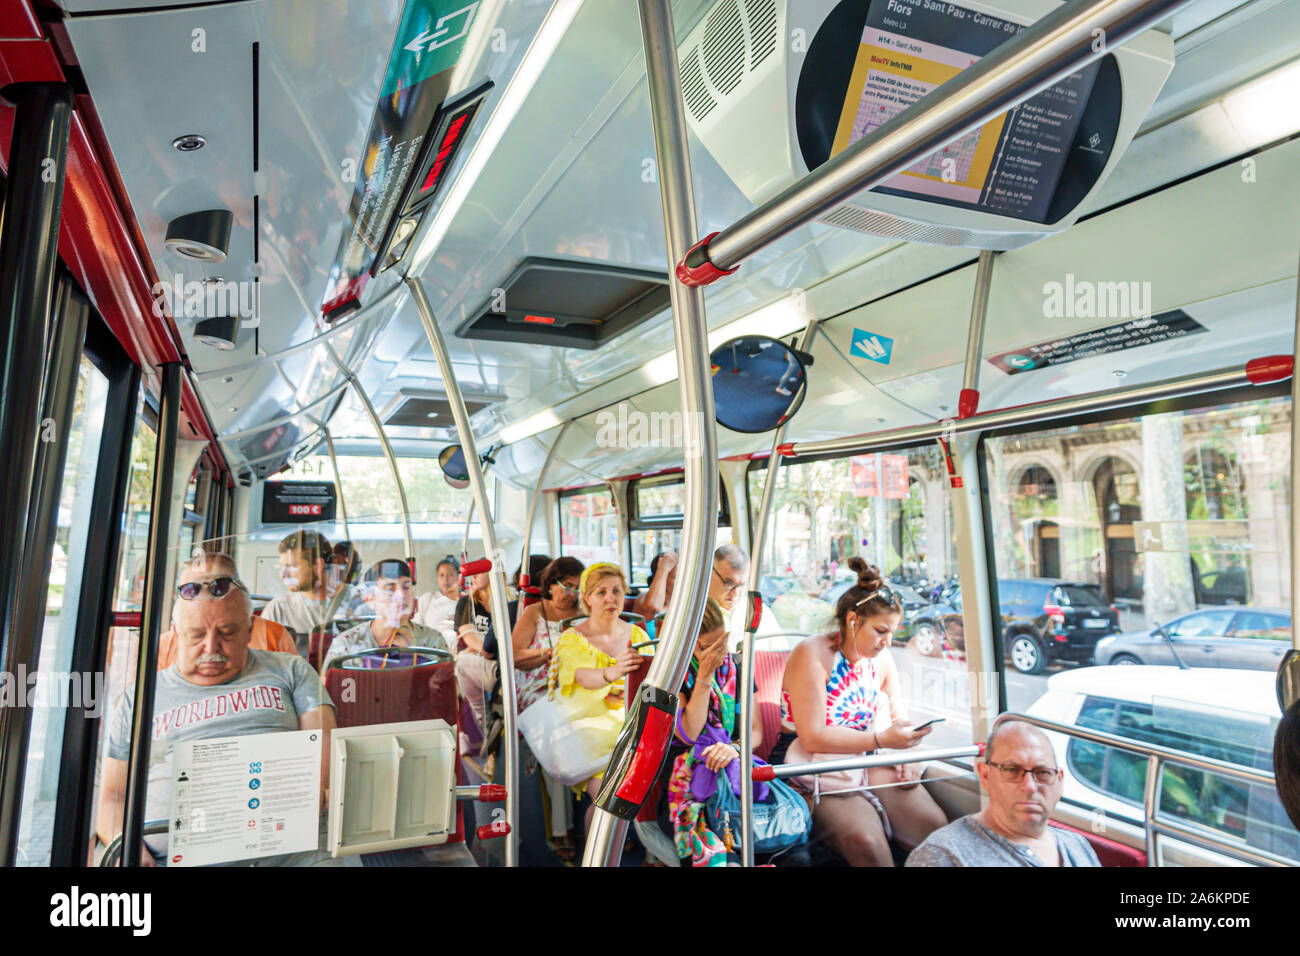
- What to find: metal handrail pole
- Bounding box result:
[462,499,476,557]
[0,82,74,864]
[520,421,572,587]
[344,373,415,564]
[958,250,996,419]
[122,362,182,867]
[696,0,1199,275]
[1150,820,1294,868]
[1143,753,1161,867]
[784,360,1290,459]
[1000,712,1276,787]
[739,317,819,866]
[320,426,351,542]
[406,277,520,867]
[766,745,981,779]
[579,0,721,868]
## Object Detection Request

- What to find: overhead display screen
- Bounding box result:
[800,0,1107,224]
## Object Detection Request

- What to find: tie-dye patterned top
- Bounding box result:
[780,650,885,734]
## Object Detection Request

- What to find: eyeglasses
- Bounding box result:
[854,586,898,609]
[558,583,579,594]
[176,576,247,601]
[712,566,745,595]
[987,762,1061,786]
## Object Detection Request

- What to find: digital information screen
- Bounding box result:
[832,0,1100,222]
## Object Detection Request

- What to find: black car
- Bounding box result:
[905,578,1120,673]
[997,578,1120,674]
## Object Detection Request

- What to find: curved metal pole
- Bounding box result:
[122,362,182,867]
[580,0,720,869]
[406,276,519,867]
[338,365,415,562]
[739,317,819,867]
[462,498,476,558]
[690,0,1197,276]
[320,426,351,542]
[958,250,996,419]
[520,422,572,587]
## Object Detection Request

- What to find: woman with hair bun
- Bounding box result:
[778,557,947,865]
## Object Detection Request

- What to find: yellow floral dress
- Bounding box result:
[552,624,649,792]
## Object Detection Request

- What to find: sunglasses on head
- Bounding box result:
[854,585,898,609]
[176,576,247,601]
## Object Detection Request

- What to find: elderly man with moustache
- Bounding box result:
[906,718,1100,867]
[99,564,343,866]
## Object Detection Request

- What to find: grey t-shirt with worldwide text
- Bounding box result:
[906,815,1100,867]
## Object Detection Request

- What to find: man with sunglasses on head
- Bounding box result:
[99,563,343,866]
[906,718,1099,867]
[156,551,297,669]
[322,559,450,671]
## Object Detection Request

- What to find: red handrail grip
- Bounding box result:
[477,784,507,802]
[1245,355,1293,385]
[476,821,511,840]
[752,765,776,783]
[957,387,980,420]
[613,707,674,804]
[460,558,492,576]
[111,612,141,628]
[674,232,739,287]
[977,742,987,757]
[775,442,795,458]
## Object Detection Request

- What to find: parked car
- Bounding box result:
[820,578,930,612]
[1196,567,1249,605]
[907,578,1120,673]
[1093,607,1291,671]
[1026,665,1300,863]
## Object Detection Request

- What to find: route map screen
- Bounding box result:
[834,0,1100,222]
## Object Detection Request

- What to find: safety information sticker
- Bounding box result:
[988,310,1207,375]
[168,730,322,867]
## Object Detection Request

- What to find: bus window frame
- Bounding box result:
[626,472,730,529]
[975,377,1292,720]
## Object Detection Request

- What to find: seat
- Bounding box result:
[1048,820,1146,866]
[752,649,789,763]
[324,654,458,729]
[307,630,335,672]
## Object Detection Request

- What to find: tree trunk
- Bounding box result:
[1141,413,1195,625]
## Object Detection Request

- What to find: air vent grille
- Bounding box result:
[385,396,490,429]
[816,204,1039,250]
[701,0,745,95]
[745,0,778,68]
[681,47,716,122]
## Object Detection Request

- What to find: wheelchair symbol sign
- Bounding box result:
[249,778,261,790]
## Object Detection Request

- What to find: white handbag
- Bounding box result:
[517,696,617,787]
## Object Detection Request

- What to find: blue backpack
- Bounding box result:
[706,760,811,854]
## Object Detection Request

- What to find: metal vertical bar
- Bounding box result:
[578,0,720,869]
[1,281,88,862]
[122,362,182,867]
[520,422,571,586]
[343,373,414,562]
[50,352,140,867]
[321,426,351,542]
[462,498,476,558]
[407,276,520,867]
[958,250,996,419]
[0,82,74,865]
[739,317,818,866]
[1143,754,1162,866]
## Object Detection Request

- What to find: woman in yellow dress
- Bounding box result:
[552,562,648,826]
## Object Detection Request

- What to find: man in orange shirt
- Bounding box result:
[157,552,296,669]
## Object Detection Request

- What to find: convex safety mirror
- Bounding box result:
[710,335,812,433]
[438,445,470,489]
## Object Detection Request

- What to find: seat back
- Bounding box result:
[308,630,334,672]
[1048,820,1146,866]
[325,659,458,729]
[752,650,789,763]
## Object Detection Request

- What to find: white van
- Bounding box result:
[1025,665,1300,862]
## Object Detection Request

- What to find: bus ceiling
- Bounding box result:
[4,0,1300,486]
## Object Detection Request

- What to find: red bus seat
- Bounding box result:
[753,650,788,763]
[324,658,458,729]
[1048,820,1146,867]
[307,630,334,672]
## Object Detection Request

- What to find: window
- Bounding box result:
[16,359,110,866]
[1232,612,1289,641]
[558,486,620,567]
[1069,696,1299,859]
[626,474,732,586]
[1167,609,1234,638]
[269,454,483,524]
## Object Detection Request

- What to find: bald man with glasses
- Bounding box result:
[906,719,1100,867]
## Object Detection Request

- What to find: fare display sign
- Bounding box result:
[262,482,337,524]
